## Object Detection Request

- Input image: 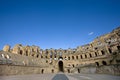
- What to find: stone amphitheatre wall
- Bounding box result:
[0,27,120,76]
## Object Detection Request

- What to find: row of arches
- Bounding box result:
[96,61,108,67]
[67,49,111,60]
[41,69,55,74]
[68,64,79,67]
[19,46,118,60]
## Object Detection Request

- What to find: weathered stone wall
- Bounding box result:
[0,27,120,76]
[0,65,42,76]
[96,64,120,76]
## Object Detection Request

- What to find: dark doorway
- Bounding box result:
[96,62,99,66]
[58,61,64,72]
[102,61,107,65]
[52,69,54,73]
[20,50,23,55]
[68,69,70,73]
[117,46,120,50]
[41,69,44,74]
[78,69,80,73]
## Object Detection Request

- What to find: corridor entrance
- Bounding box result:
[58,61,64,72]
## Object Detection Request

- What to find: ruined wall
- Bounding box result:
[0,27,120,75]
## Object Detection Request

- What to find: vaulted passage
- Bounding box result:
[58,61,64,72]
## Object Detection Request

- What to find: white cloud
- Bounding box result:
[88,32,94,35]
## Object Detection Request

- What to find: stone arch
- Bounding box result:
[68,56,70,60]
[36,54,39,58]
[58,61,64,72]
[78,69,80,73]
[68,69,70,73]
[76,56,78,59]
[20,50,23,55]
[101,50,105,55]
[72,64,74,67]
[64,56,66,58]
[52,69,54,73]
[108,48,112,53]
[72,56,74,60]
[85,54,87,58]
[95,62,99,66]
[95,52,97,57]
[41,55,43,58]
[26,50,28,56]
[32,54,34,57]
[41,69,44,74]
[46,60,48,63]
[89,53,92,58]
[45,55,48,58]
[102,61,107,65]
[117,46,120,50]
[80,55,83,59]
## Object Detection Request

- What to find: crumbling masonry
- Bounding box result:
[0,27,120,75]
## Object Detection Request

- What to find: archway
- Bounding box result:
[58,61,64,72]
[41,69,44,74]
[20,50,23,55]
[78,69,80,73]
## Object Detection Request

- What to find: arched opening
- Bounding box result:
[52,69,54,73]
[72,56,74,60]
[64,56,66,59]
[78,69,80,73]
[95,52,97,57]
[68,69,70,73]
[20,50,23,55]
[72,64,74,67]
[58,61,64,72]
[76,56,78,59]
[101,50,105,55]
[36,54,39,58]
[50,55,52,58]
[81,55,83,59]
[108,48,112,53]
[95,62,99,67]
[32,54,34,57]
[68,56,70,60]
[117,46,120,50]
[68,64,70,66]
[41,69,44,74]
[45,55,48,58]
[89,53,92,58]
[102,61,107,65]
[85,54,87,58]
[41,55,43,58]
[26,50,28,56]
[46,60,48,63]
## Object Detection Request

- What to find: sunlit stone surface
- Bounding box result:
[0,27,120,77]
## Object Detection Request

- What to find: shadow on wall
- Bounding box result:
[52,74,69,80]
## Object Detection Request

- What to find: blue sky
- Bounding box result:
[0,0,120,50]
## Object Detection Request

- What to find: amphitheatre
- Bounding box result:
[0,27,120,80]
